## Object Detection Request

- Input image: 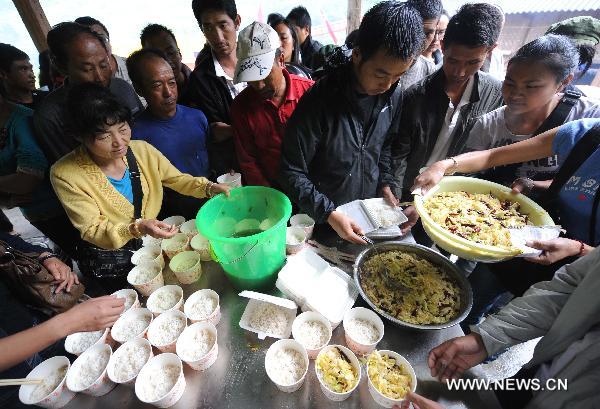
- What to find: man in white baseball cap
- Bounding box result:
[230,22,314,187]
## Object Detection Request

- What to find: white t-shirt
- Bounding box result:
[212,53,247,99]
[466,96,600,180]
[426,76,475,166]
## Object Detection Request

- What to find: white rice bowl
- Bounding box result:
[146,285,183,314]
[111,308,153,343]
[107,338,153,384]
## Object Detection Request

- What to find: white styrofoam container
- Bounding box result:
[276,248,329,307]
[238,291,298,340]
[276,248,358,329]
[337,198,407,239]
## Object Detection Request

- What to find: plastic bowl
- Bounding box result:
[161,215,186,228]
[107,337,153,386]
[147,309,188,353]
[290,214,315,239]
[111,288,140,315]
[366,350,417,408]
[286,226,306,255]
[216,172,242,188]
[180,219,198,238]
[183,289,221,325]
[142,235,163,247]
[315,345,361,401]
[131,245,165,270]
[169,251,202,284]
[64,328,109,356]
[342,307,384,356]
[127,261,164,297]
[176,322,218,371]
[111,308,154,344]
[161,233,190,259]
[66,344,115,396]
[146,285,184,315]
[190,233,212,261]
[265,339,309,393]
[19,356,74,408]
[414,176,555,262]
[291,311,332,359]
[135,353,186,408]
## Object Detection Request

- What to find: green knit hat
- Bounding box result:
[545,16,600,46]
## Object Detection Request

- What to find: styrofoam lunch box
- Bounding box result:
[337,198,407,238]
[238,291,298,340]
[276,248,358,329]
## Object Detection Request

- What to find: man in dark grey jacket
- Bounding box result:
[280,1,424,244]
[393,3,504,234]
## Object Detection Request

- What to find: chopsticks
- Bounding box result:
[0,378,43,386]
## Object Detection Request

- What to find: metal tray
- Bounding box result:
[353,242,473,330]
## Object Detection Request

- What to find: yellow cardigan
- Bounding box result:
[50,140,209,250]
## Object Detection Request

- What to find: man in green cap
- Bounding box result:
[546,16,600,90]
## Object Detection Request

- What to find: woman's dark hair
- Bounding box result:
[345,29,359,48]
[407,0,443,21]
[356,0,424,62]
[192,0,237,27]
[576,44,596,79]
[0,43,29,73]
[269,17,301,64]
[126,48,171,91]
[67,83,131,141]
[47,22,107,71]
[74,16,109,37]
[508,34,579,83]
[444,3,503,49]
[267,13,284,26]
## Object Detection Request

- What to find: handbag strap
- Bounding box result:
[532,89,581,136]
[126,148,143,219]
[590,183,600,246]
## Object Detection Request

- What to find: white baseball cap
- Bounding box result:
[233,22,281,84]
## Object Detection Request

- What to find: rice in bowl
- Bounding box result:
[111,308,153,343]
[146,285,183,314]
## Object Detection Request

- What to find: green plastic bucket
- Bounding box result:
[196,186,292,290]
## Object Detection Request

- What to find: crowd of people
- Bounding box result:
[1,0,600,407]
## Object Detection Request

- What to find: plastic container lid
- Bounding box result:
[276,248,358,329]
[238,291,297,340]
[337,198,407,238]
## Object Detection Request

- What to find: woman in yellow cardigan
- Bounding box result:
[50,83,230,292]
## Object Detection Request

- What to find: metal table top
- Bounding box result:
[66,234,500,409]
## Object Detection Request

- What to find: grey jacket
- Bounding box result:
[474,248,600,408]
[393,69,503,199]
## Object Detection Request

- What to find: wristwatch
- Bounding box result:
[37,253,58,263]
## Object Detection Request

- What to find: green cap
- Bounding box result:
[545,16,600,46]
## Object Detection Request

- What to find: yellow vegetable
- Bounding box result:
[316,348,358,393]
[367,351,412,400]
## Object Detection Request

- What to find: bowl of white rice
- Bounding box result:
[142,235,163,247]
[135,353,186,408]
[265,339,309,393]
[161,233,190,259]
[286,226,307,255]
[107,337,153,385]
[131,245,165,270]
[292,311,332,359]
[147,309,187,353]
[19,356,74,408]
[111,308,153,344]
[111,288,140,315]
[342,307,384,356]
[146,285,184,315]
[169,251,202,284]
[180,219,198,238]
[66,343,115,396]
[127,260,164,297]
[184,289,220,325]
[64,328,108,356]
[190,233,211,261]
[176,321,218,371]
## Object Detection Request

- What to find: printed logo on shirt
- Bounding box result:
[564,176,599,198]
